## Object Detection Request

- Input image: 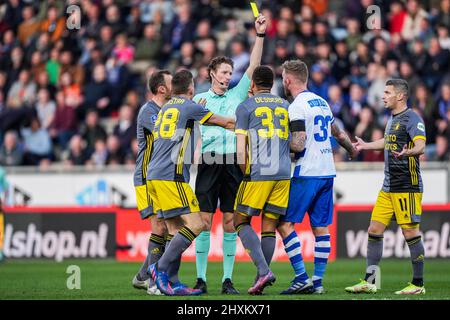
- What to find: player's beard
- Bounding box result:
[284,86,292,99]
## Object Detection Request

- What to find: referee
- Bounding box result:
[192,14,267,294]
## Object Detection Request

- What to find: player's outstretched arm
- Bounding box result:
[353,135,385,151]
[392,138,425,159]
[245,14,267,79]
[331,123,359,159]
[205,114,235,130]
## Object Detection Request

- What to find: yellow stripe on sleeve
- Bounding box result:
[235,129,248,135]
[413,135,426,142]
[199,111,213,124]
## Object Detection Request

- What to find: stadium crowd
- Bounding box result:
[0,0,449,168]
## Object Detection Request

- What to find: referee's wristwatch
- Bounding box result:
[256,32,266,38]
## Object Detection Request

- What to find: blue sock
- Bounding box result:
[283,231,308,282]
[313,234,331,288]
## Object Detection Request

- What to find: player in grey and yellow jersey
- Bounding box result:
[147,70,235,296]
[233,66,291,295]
[346,79,427,295]
[131,70,172,295]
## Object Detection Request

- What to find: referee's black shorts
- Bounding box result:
[195,152,243,213]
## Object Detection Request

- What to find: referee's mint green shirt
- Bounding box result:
[194,73,251,154]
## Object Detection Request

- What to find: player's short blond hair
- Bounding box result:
[281,60,308,84]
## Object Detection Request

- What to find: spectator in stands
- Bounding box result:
[436,0,450,29]
[331,40,351,86]
[309,64,332,101]
[362,127,385,162]
[132,23,162,72]
[81,2,102,40]
[45,48,61,86]
[399,60,422,96]
[106,135,125,165]
[265,18,296,63]
[292,40,315,69]
[49,91,78,150]
[438,83,450,122]
[348,83,367,131]
[429,134,450,161]
[113,104,136,154]
[124,137,138,166]
[105,5,124,37]
[328,84,353,132]
[112,33,135,66]
[17,5,41,47]
[229,38,250,87]
[424,37,450,91]
[105,54,130,112]
[297,19,315,49]
[345,18,363,52]
[82,64,112,118]
[412,83,439,144]
[98,25,115,61]
[0,130,23,166]
[21,117,52,166]
[62,134,90,166]
[78,109,107,154]
[401,0,429,41]
[40,5,66,43]
[7,69,36,109]
[367,64,389,113]
[59,71,82,109]
[35,88,56,130]
[388,1,407,36]
[59,50,85,86]
[126,5,144,42]
[194,66,211,94]
[162,1,196,54]
[436,23,450,51]
[86,138,108,167]
[409,38,429,78]
[354,106,376,143]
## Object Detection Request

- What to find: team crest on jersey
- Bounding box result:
[151,114,158,124]
[417,123,425,132]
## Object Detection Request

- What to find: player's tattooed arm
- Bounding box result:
[331,123,358,159]
[290,131,306,153]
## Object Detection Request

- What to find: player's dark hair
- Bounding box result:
[282,59,309,84]
[386,78,409,98]
[172,69,194,95]
[252,65,274,90]
[148,70,171,95]
[207,56,234,82]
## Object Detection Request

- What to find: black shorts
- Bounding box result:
[195,152,243,213]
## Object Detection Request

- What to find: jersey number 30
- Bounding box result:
[255,106,289,139]
[314,115,333,142]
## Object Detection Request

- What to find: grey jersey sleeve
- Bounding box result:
[407,112,426,141]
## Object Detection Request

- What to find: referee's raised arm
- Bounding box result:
[245,14,267,79]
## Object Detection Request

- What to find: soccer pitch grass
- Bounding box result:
[0,259,449,300]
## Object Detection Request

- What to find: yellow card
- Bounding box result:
[250,2,259,18]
